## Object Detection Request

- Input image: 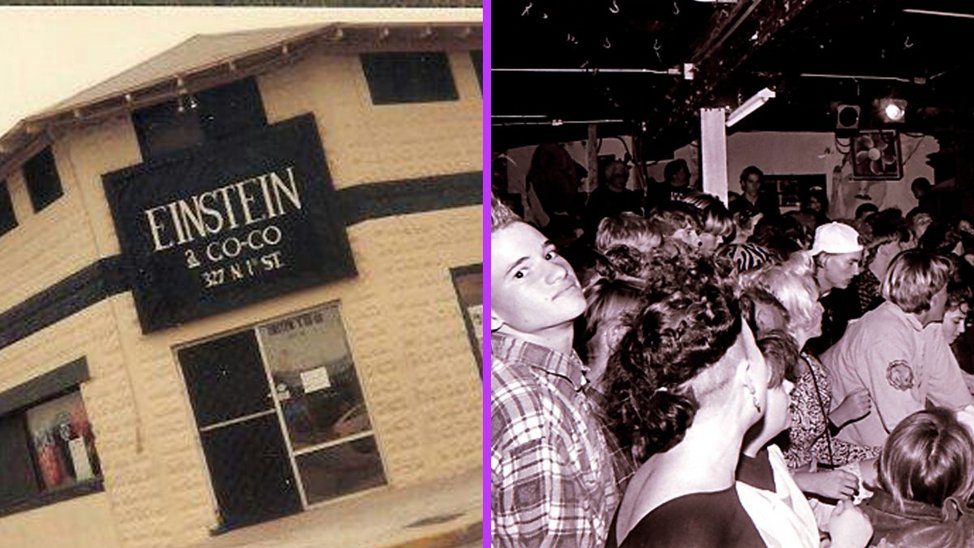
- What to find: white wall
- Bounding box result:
[720,131,935,217]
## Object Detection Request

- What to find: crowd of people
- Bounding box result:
[490,159,974,547]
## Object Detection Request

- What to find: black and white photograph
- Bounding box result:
[490,1,974,546]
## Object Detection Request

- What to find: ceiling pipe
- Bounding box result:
[493,67,680,74]
[800,72,914,83]
[692,0,764,65]
[903,8,974,19]
[493,119,625,126]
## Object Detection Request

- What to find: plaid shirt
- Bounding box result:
[491,333,620,548]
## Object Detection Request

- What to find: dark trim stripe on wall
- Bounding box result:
[0,258,129,349]
[338,171,481,225]
[0,357,90,417]
[0,171,481,352]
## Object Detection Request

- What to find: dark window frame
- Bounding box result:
[361,51,460,105]
[450,264,483,374]
[22,147,63,213]
[470,50,482,91]
[0,179,16,237]
[132,77,268,161]
[0,359,103,517]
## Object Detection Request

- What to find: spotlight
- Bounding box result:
[876,98,907,123]
[885,102,904,120]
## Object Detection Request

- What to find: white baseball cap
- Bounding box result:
[810,222,863,256]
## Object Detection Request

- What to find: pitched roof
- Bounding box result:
[50,24,330,113]
[0,16,481,174]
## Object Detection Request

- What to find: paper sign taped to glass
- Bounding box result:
[300,366,332,394]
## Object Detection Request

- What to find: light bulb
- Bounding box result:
[884,103,904,121]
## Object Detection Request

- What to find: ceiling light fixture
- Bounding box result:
[876,98,907,123]
[726,87,775,127]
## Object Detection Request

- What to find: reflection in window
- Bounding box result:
[259,308,372,450]
[294,437,385,504]
[258,304,385,504]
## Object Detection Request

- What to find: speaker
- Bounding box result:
[836,104,861,130]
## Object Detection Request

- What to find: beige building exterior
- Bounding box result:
[0,19,482,548]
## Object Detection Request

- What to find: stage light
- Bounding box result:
[885,103,904,120]
[836,104,860,129]
[876,98,907,123]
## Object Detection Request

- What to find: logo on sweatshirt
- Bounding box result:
[886,360,915,391]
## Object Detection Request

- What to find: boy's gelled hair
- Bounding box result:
[491,193,521,233]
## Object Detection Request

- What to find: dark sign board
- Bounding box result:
[103,114,356,333]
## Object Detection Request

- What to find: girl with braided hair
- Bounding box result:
[602,257,872,547]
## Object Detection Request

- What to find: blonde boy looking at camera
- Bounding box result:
[490,195,619,547]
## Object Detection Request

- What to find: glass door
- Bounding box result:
[177,331,303,529]
[256,305,386,505]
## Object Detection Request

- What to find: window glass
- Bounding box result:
[132,100,206,159]
[196,78,267,142]
[258,307,372,451]
[177,330,271,428]
[132,77,267,160]
[361,51,459,104]
[0,415,38,507]
[24,392,101,493]
[294,436,385,504]
[22,147,63,212]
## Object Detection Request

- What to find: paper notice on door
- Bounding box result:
[300,367,332,394]
[69,438,94,481]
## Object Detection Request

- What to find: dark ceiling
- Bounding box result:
[491,0,974,151]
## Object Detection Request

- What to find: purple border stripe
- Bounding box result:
[482,1,491,545]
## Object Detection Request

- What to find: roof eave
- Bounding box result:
[0,20,481,177]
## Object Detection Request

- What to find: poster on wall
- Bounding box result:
[103,114,356,332]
